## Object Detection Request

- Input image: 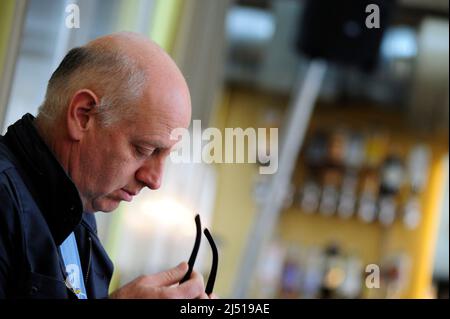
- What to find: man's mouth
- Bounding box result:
[120,189,134,202]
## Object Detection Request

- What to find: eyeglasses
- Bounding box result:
[179,214,218,295]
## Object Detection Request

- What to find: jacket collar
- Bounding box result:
[4,113,83,245]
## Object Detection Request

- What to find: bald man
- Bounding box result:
[0,32,211,299]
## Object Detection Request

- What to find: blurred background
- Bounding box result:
[0,0,448,299]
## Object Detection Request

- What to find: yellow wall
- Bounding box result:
[279,211,383,268]
[150,0,184,53]
[380,145,447,298]
[411,152,447,297]
[0,0,15,78]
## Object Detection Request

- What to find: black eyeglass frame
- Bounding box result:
[179,214,218,295]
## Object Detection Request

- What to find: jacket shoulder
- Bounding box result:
[0,139,15,174]
[0,166,22,235]
[0,142,23,213]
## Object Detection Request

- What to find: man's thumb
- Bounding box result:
[153,262,189,287]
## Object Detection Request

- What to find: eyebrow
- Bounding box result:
[135,139,170,150]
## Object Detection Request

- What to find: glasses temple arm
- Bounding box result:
[204,228,218,295]
[180,214,202,284]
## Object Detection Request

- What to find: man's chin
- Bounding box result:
[92,197,121,213]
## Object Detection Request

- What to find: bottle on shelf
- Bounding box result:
[357,171,379,223]
[319,169,341,217]
[319,243,347,298]
[301,246,325,299]
[299,179,321,214]
[304,130,328,169]
[402,144,431,230]
[378,151,405,226]
[278,245,302,299]
[337,171,358,219]
[337,254,363,298]
[378,195,397,226]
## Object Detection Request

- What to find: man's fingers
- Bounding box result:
[142,262,189,287]
[209,293,219,299]
[163,270,205,299]
[111,268,210,299]
[199,293,209,299]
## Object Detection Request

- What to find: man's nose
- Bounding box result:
[135,159,164,190]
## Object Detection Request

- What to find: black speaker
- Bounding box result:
[297,0,396,71]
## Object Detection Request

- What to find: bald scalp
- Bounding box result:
[37,32,190,128]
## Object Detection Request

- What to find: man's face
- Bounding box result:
[73,91,191,213]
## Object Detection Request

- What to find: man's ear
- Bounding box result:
[66,89,99,141]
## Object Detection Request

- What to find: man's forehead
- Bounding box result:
[126,107,187,139]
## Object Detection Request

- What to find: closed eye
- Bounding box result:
[134,145,155,158]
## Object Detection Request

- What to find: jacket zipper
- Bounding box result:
[84,236,92,287]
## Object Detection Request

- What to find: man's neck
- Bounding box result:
[34,116,70,173]
[35,115,88,212]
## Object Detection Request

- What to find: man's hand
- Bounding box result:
[109,262,213,299]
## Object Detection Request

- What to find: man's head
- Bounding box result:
[36,32,191,213]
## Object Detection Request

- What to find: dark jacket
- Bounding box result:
[0,114,113,299]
